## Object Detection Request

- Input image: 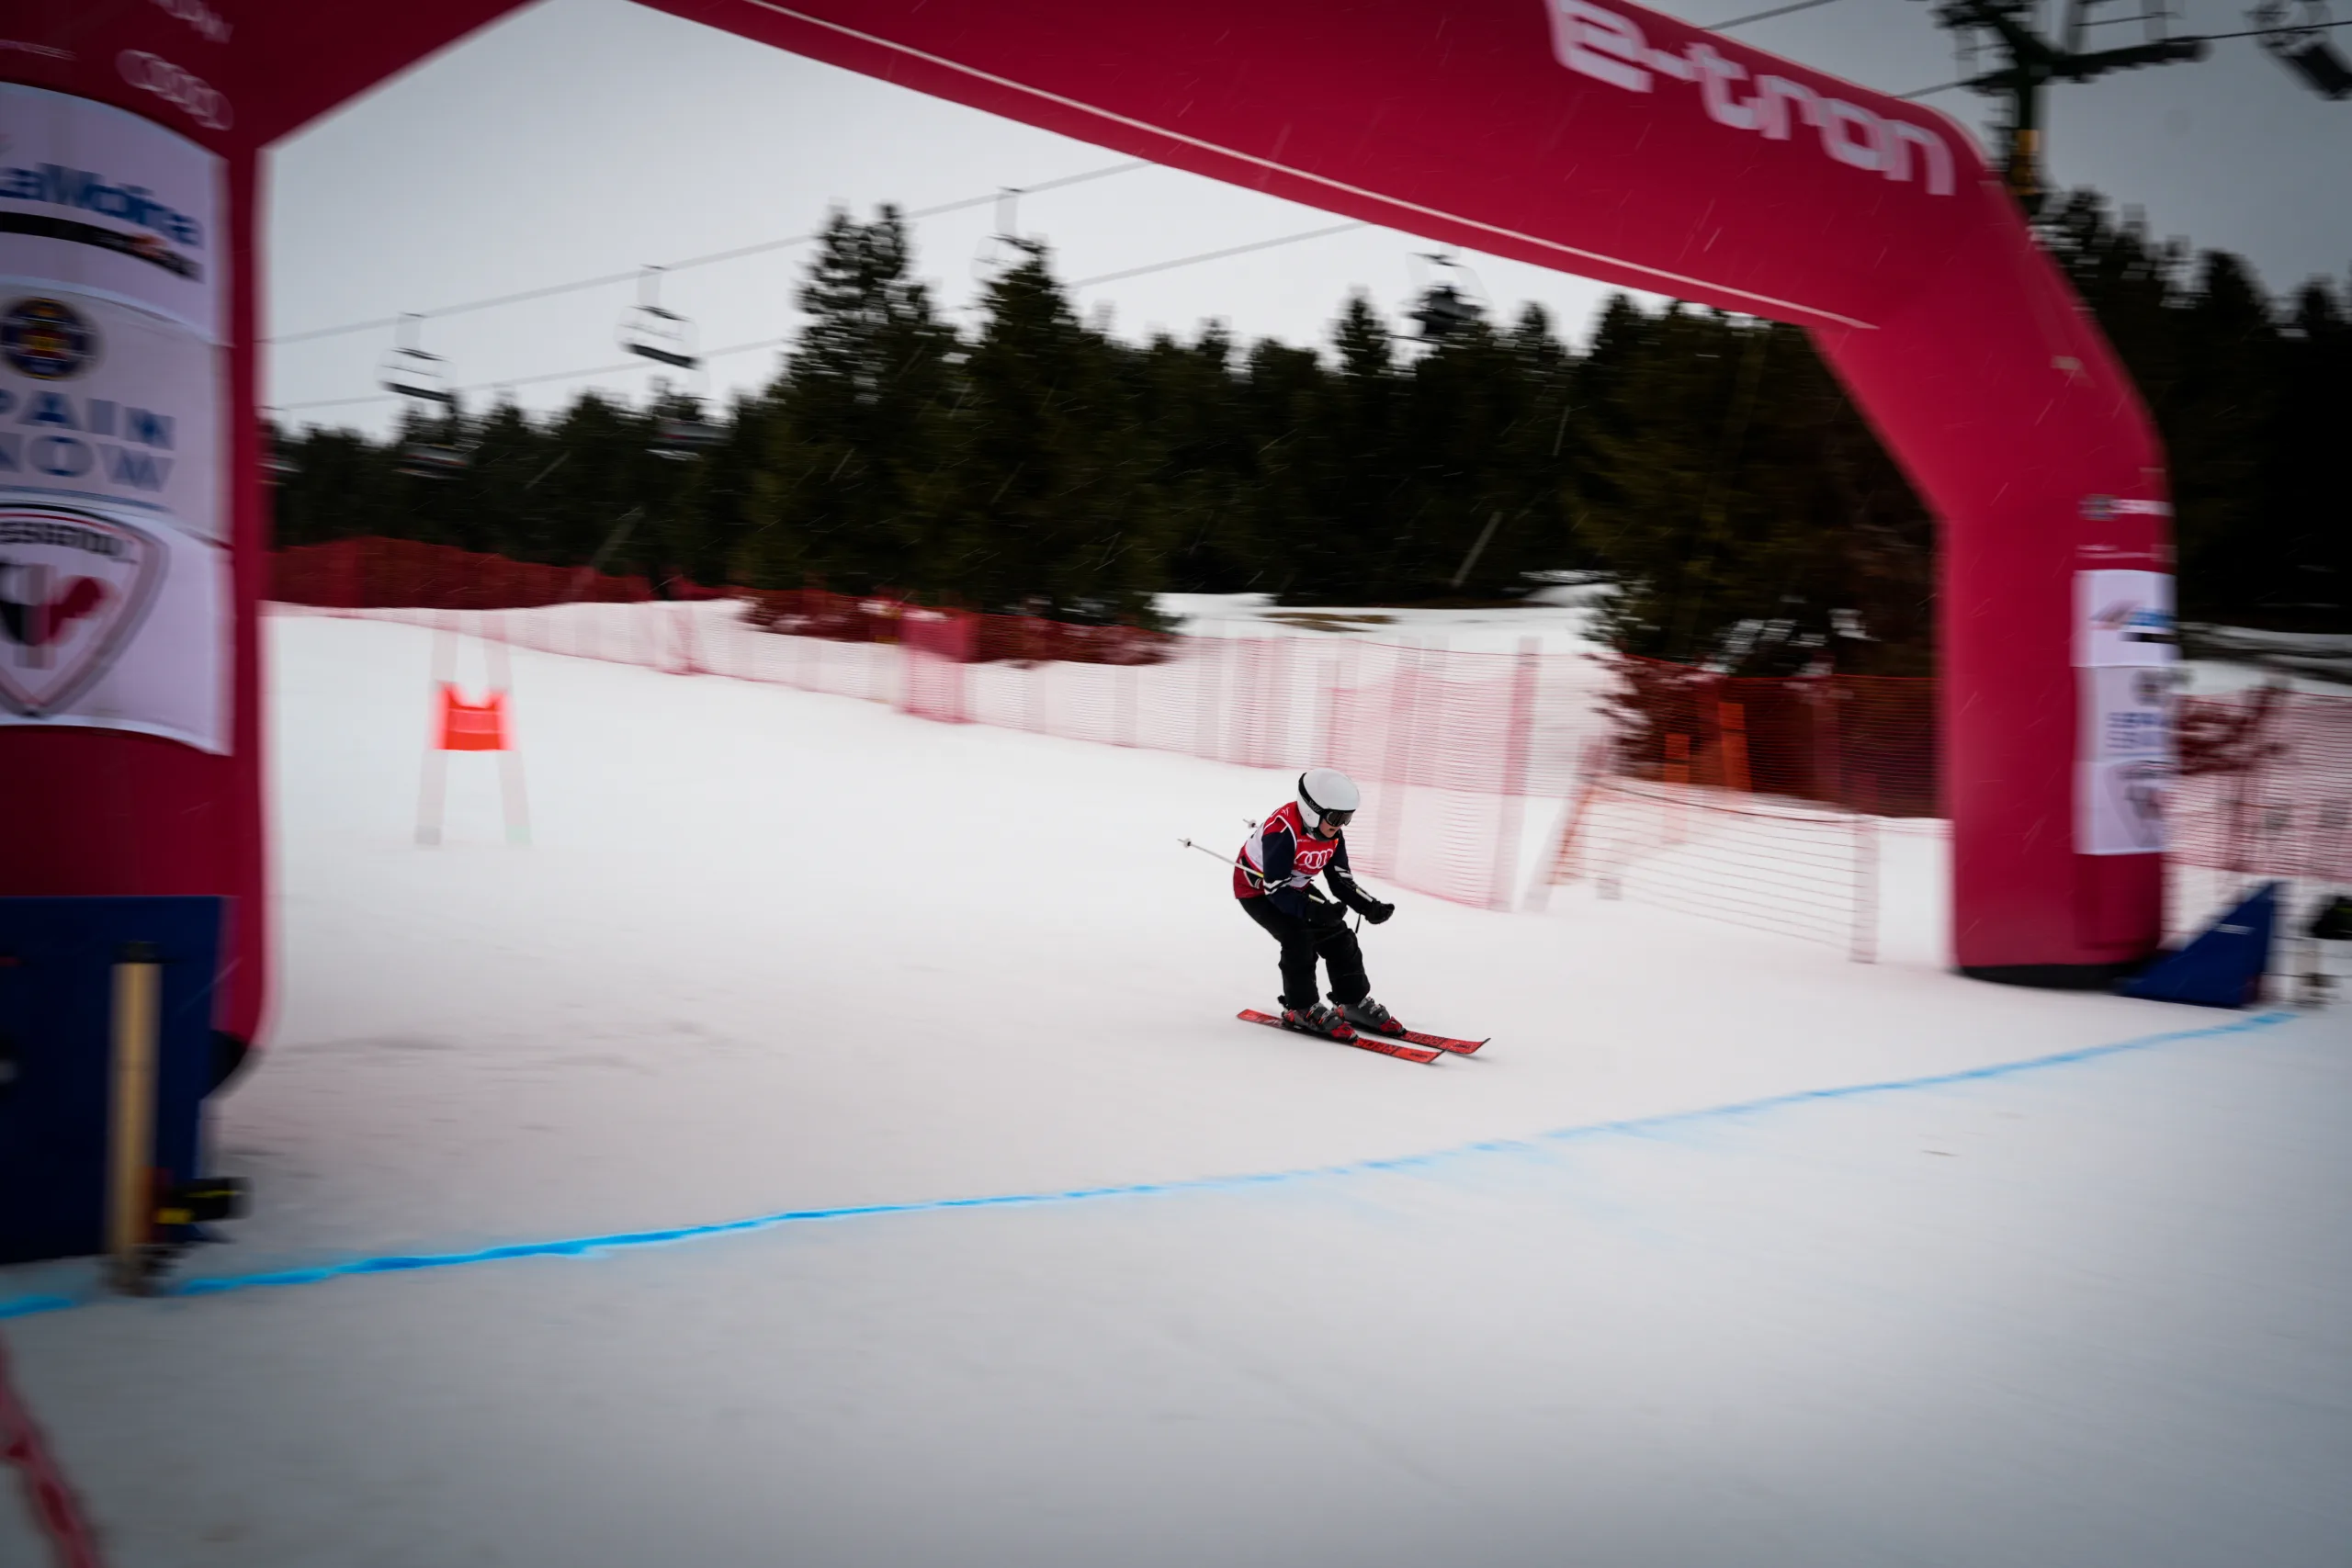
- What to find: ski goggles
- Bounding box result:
[1317,807,1354,828]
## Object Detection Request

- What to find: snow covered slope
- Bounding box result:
[3,614,2346,1567]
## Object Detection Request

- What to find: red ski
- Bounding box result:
[1385,1028,1488,1056]
[1329,1012,1490,1055]
[1237,1010,1442,1065]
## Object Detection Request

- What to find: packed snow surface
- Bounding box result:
[2,614,2346,1567]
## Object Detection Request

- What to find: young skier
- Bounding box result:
[1234,768,1402,1041]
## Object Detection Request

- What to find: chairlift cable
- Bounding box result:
[1066,221,1368,288]
[2185,14,2351,41]
[1702,0,1842,31]
[283,215,1375,413]
[1898,13,2350,96]
[267,160,1153,346]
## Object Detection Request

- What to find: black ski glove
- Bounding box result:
[1303,897,1348,929]
[1360,898,1396,925]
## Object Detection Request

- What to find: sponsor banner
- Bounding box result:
[0,89,229,752]
[2076,660,2175,857]
[2074,570,2177,855]
[2079,494,2173,523]
[0,495,226,751]
[0,84,223,342]
[0,290,221,539]
[2075,569,2176,668]
[2079,756,2169,856]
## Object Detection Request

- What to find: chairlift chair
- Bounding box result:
[379,346,457,406]
[971,187,1030,284]
[2254,1,2352,98]
[380,317,459,408]
[259,409,298,483]
[398,442,472,479]
[621,305,702,370]
[379,318,473,478]
[650,414,726,461]
[619,267,703,370]
[1410,284,1485,342]
[616,274,723,458]
[1405,252,1489,344]
[625,273,720,459]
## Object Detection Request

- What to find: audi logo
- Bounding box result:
[118,50,232,131]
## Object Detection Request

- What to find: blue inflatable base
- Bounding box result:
[2119,881,2278,1010]
[0,897,226,1266]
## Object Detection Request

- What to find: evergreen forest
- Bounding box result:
[270,195,2352,676]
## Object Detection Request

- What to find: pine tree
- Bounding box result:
[1144,324,1261,592]
[1579,307,1931,674]
[1395,302,1577,601]
[939,241,1169,621]
[736,206,958,592]
[274,425,400,547]
[2261,279,2351,626]
[1283,293,1398,603]
[1232,337,1325,597]
[2167,252,2279,621]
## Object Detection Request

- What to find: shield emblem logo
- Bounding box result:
[0,502,167,718]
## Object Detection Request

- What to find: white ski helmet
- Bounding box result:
[1296,767,1362,833]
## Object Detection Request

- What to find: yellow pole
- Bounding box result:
[107,942,161,1292]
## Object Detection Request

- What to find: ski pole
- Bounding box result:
[1186,834,1387,911]
[1176,837,1341,907]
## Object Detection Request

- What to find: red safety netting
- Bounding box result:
[738,590,1176,667]
[1550,777,1880,960]
[2165,686,2352,982]
[269,543,1621,909]
[2172,688,2352,884]
[269,544,2352,938]
[1569,662,2352,959]
[270,536,705,609]
[899,610,974,725]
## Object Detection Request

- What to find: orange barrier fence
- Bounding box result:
[1611,653,1939,818]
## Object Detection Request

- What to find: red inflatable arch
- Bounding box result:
[4,0,2176,1050]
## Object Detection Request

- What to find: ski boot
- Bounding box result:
[1340,997,1407,1037]
[1280,1001,1358,1042]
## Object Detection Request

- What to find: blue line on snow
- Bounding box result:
[0,1009,2298,1322]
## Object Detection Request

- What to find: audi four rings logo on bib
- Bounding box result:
[117,51,232,132]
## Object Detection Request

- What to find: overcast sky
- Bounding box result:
[265,0,2351,434]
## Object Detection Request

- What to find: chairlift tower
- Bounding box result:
[1924,1,2351,211]
[1921,1,2207,212]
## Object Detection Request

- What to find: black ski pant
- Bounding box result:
[1239,896,1369,1011]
